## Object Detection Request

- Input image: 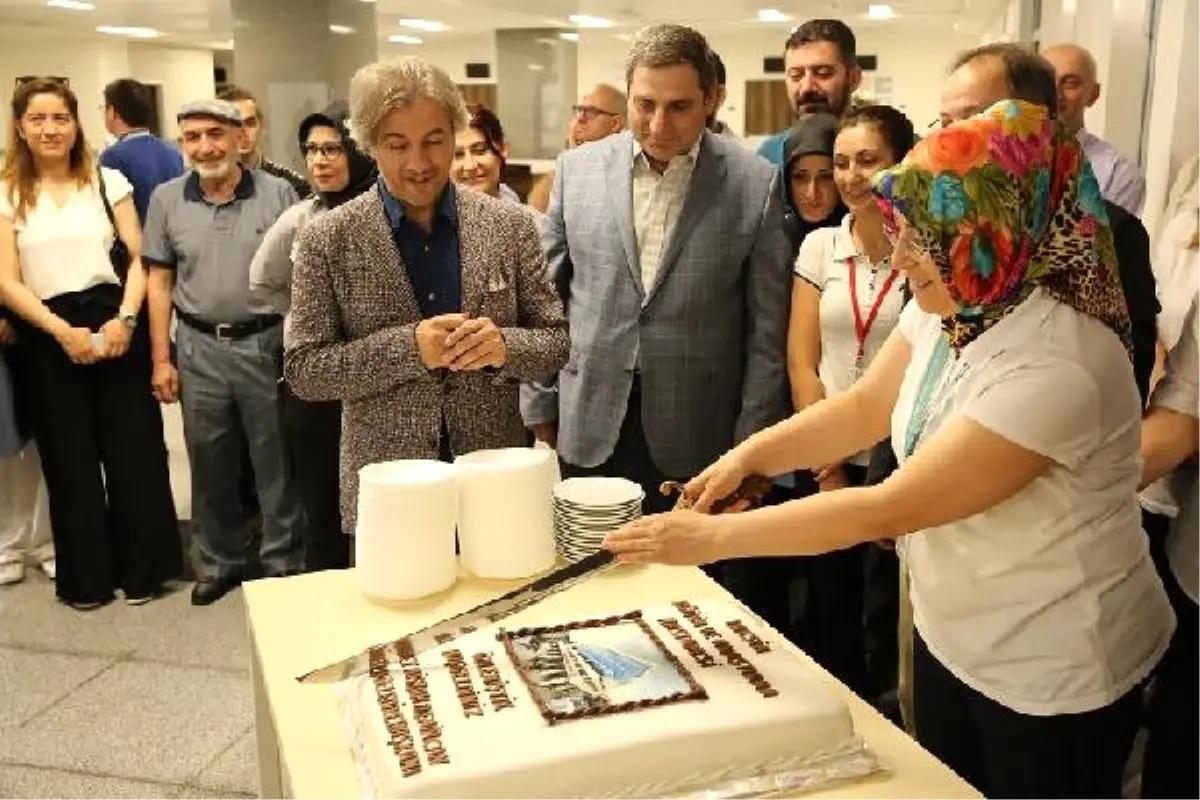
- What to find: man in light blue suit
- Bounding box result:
[523,23,793,515]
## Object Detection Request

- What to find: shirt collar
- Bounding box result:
[378,176,458,232]
[830,213,861,261]
[632,133,703,172]
[183,166,256,204]
[118,129,153,141]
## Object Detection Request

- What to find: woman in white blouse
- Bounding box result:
[786,105,915,697]
[0,78,179,610]
[607,100,1173,797]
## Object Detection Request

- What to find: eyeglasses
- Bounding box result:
[303,142,345,160]
[572,104,617,122]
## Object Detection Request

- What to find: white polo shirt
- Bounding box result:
[0,168,131,300]
[1151,293,1200,604]
[894,290,1175,715]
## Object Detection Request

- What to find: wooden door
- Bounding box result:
[458,83,498,113]
[744,79,792,136]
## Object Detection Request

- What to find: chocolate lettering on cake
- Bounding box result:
[433,633,454,645]
[368,646,421,777]
[473,652,515,711]
[498,612,708,726]
[673,600,710,631]
[727,619,772,654]
[710,637,779,698]
[397,650,451,766]
[658,617,718,667]
[442,650,485,718]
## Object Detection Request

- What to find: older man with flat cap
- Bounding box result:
[143,98,305,605]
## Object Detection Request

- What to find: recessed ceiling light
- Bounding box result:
[559,31,579,42]
[527,63,545,72]
[47,0,95,10]
[388,34,423,44]
[399,18,446,32]
[96,25,160,38]
[867,4,895,19]
[756,9,792,23]
[329,24,354,34]
[568,14,613,28]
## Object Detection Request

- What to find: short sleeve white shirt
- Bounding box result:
[893,290,1175,714]
[0,167,131,300]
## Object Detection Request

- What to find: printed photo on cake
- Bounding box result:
[505,619,699,717]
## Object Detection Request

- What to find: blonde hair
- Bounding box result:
[3,78,95,222]
[348,56,468,148]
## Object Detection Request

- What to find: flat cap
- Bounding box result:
[176,98,243,126]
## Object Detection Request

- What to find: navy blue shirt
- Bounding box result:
[378,177,462,318]
[99,131,185,223]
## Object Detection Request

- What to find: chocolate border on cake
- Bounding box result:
[497,611,708,726]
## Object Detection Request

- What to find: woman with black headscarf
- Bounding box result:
[249,99,377,572]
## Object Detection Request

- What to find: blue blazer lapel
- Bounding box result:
[645,134,725,307]
[604,134,643,297]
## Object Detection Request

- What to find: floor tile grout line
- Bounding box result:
[181,720,255,790]
[1,642,249,675]
[0,756,189,790]
[15,655,128,730]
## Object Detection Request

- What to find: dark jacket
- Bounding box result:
[1106,200,1159,405]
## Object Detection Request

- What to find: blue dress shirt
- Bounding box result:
[378,177,463,318]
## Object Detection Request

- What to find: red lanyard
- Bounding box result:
[848,257,899,372]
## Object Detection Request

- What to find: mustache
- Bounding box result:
[795,91,833,111]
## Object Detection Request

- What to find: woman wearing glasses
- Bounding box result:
[606,100,1173,798]
[0,78,180,608]
[249,100,377,572]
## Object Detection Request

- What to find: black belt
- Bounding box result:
[176,309,282,341]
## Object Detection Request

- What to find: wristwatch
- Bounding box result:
[118,311,138,330]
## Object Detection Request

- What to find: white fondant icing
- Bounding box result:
[338,602,856,798]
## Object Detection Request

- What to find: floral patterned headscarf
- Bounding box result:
[870,99,1130,351]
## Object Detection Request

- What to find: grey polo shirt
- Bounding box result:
[143,167,299,323]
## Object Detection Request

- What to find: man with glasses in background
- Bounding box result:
[527,84,626,213]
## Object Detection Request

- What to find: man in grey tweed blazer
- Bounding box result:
[524,25,793,513]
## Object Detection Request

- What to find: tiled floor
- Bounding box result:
[0,571,256,799]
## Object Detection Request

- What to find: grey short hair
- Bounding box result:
[624,24,716,93]
[347,56,468,147]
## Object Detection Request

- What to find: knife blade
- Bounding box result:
[296,549,617,684]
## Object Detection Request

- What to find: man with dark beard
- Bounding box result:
[756,19,862,166]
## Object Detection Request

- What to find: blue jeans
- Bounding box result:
[177,322,304,581]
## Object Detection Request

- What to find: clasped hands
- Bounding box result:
[416,313,507,372]
[54,317,131,366]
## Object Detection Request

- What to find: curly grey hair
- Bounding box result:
[348,56,468,147]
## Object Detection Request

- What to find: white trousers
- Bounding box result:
[0,443,53,565]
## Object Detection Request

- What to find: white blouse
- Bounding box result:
[893,290,1174,714]
[0,167,132,300]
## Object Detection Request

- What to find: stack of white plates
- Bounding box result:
[552,477,643,562]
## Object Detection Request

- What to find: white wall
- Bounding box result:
[382,33,497,84]
[0,26,214,146]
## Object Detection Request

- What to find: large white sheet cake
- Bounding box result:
[337,600,856,798]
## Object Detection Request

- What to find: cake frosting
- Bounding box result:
[338,600,856,798]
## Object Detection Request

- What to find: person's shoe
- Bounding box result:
[191,576,240,606]
[125,589,159,606]
[38,557,56,581]
[63,596,113,611]
[0,561,25,586]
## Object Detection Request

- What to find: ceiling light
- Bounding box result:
[96,25,160,38]
[568,14,613,28]
[756,9,792,23]
[388,34,423,44]
[867,4,895,19]
[47,0,95,10]
[559,31,579,41]
[399,18,446,32]
[329,24,354,34]
[527,63,545,72]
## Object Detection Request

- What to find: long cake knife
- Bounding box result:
[297,549,617,684]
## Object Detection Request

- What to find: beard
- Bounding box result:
[794,89,844,116]
[191,157,236,180]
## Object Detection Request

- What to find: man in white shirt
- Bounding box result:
[1042,43,1146,216]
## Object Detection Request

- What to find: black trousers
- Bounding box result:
[1142,568,1198,799]
[558,376,677,516]
[280,382,349,572]
[912,632,1143,798]
[14,287,181,604]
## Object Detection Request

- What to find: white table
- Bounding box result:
[244,564,980,798]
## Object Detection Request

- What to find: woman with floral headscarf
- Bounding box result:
[606,100,1174,798]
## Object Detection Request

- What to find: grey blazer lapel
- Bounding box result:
[366,186,423,322]
[604,135,643,296]
[645,137,726,306]
[455,190,487,317]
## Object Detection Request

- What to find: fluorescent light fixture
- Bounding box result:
[756,8,792,23]
[95,25,160,37]
[47,0,95,10]
[329,24,354,34]
[568,14,613,28]
[559,31,579,41]
[388,34,423,44]
[527,63,545,72]
[867,4,895,19]
[399,18,446,32]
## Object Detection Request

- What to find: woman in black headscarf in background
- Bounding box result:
[249,100,377,572]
